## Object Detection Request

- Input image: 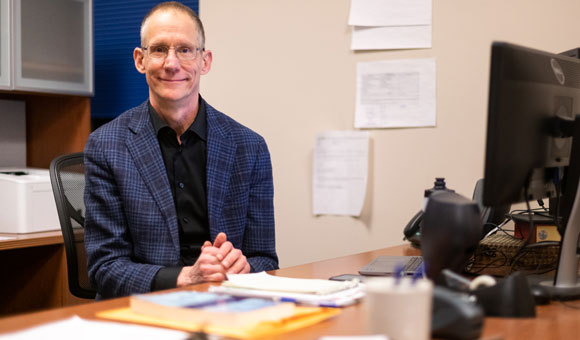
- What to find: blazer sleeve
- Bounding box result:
[84,133,164,299]
[242,139,279,272]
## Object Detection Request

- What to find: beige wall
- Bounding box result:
[199,0,580,268]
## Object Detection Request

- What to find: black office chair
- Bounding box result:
[49,152,96,299]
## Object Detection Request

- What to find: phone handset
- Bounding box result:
[403,210,424,245]
[403,178,454,247]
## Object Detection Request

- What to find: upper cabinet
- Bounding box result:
[0,1,11,89]
[1,0,93,95]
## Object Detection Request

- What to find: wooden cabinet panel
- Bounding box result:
[0,245,64,316]
[0,231,92,316]
[25,94,90,168]
[0,92,90,168]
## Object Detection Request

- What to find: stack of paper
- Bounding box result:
[209,272,364,307]
[94,273,348,339]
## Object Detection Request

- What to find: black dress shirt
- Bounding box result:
[149,98,210,290]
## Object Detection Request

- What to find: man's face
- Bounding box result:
[134,10,211,108]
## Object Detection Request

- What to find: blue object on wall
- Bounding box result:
[92,0,199,122]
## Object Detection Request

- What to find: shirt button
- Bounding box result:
[178,182,184,189]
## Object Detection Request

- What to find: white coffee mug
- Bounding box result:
[364,277,433,340]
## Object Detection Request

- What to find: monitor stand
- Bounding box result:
[539,187,580,299]
[538,115,580,300]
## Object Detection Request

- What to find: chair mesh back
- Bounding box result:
[50,153,95,299]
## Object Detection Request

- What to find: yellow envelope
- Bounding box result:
[97,305,340,339]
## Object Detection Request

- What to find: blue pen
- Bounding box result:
[393,263,405,285]
[411,263,425,284]
[279,297,346,308]
[317,302,341,308]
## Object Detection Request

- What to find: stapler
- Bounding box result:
[432,286,484,340]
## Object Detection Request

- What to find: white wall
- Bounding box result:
[199,0,580,268]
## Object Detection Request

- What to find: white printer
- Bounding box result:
[0,168,60,233]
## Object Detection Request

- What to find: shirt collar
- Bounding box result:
[148,96,207,141]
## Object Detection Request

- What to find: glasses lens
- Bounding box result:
[148,45,168,59]
[176,46,196,60]
[144,45,200,60]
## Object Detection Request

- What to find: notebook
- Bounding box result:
[358,255,424,276]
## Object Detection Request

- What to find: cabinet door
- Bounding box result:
[0,0,10,89]
[13,0,93,95]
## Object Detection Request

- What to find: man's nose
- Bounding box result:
[164,49,180,69]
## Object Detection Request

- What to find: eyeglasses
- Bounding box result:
[141,45,204,61]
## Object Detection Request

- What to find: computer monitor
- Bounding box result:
[483,41,580,299]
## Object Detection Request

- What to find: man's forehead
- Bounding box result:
[146,9,196,30]
[149,8,191,21]
[143,10,198,43]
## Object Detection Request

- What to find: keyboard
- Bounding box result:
[359,255,424,276]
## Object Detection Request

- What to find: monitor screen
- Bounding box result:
[483,42,577,207]
[483,41,580,300]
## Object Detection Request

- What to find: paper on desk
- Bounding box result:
[349,0,432,50]
[0,316,188,340]
[223,272,359,295]
[312,131,369,216]
[211,272,363,307]
[216,272,364,307]
[0,236,16,241]
[355,58,436,128]
[210,285,364,308]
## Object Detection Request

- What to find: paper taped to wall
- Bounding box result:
[355,58,436,128]
[313,131,369,216]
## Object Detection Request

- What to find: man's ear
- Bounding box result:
[201,50,213,75]
[134,48,146,74]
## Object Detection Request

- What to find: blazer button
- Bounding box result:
[179,182,185,189]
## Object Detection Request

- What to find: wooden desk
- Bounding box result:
[0,231,87,316]
[0,230,63,251]
[0,245,579,339]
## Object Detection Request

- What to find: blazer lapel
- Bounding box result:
[206,104,236,239]
[125,103,180,251]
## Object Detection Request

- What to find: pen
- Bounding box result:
[279,297,358,308]
[411,263,425,284]
[393,263,405,285]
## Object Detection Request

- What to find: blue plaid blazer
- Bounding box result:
[84,100,278,299]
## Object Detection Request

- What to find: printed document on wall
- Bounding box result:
[355,58,436,128]
[313,131,369,216]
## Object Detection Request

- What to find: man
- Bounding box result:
[84,1,278,299]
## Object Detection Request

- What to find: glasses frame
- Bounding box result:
[141,45,205,61]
